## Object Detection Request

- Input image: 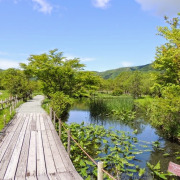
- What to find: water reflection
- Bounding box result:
[67,101,180,178]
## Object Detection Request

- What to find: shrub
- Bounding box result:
[112,88,123,96]
[149,85,180,140]
[50,91,73,117]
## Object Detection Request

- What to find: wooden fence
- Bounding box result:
[0,96,19,110]
[49,107,117,180]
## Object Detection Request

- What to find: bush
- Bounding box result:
[50,91,73,117]
[149,85,180,140]
[112,88,123,96]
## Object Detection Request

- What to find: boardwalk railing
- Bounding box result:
[0,96,19,111]
[49,107,117,180]
[0,96,23,129]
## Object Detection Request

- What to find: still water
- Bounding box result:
[66,101,180,178]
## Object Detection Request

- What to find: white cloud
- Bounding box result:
[121,61,133,67]
[65,54,95,62]
[81,57,95,62]
[92,0,111,9]
[0,59,27,69]
[32,0,53,14]
[135,0,180,17]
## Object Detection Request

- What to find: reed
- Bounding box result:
[90,96,135,120]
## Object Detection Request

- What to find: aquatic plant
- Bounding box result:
[89,96,135,121]
[60,122,151,179]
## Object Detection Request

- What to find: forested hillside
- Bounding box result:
[98,63,155,79]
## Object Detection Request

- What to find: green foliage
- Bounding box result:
[90,96,135,121]
[111,71,154,98]
[112,88,123,96]
[1,68,34,100]
[129,71,143,98]
[60,122,148,179]
[135,96,153,114]
[21,49,100,98]
[0,99,23,130]
[153,14,180,86]
[50,91,73,117]
[149,85,180,139]
[0,90,10,100]
[147,161,175,180]
[148,14,180,140]
[98,64,155,79]
[41,98,51,114]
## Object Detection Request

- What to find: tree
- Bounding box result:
[1,68,33,99]
[129,71,143,98]
[150,14,180,140]
[21,49,100,98]
[153,14,180,86]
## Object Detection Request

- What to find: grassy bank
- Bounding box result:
[0,90,10,100]
[0,99,24,130]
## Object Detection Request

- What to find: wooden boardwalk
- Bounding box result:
[0,96,82,180]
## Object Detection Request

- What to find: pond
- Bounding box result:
[65,100,180,179]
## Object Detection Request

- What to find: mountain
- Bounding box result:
[97,64,155,79]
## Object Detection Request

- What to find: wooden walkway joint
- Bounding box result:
[0,95,82,180]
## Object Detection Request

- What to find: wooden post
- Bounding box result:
[67,129,71,156]
[12,101,15,111]
[50,107,52,120]
[98,161,103,180]
[0,100,3,110]
[3,115,6,126]
[59,118,62,139]
[5,99,7,108]
[10,106,12,115]
[53,111,56,127]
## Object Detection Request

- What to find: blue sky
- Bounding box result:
[0,0,180,71]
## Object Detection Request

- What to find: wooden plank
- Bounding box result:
[36,113,41,131]
[70,171,83,180]
[52,129,82,179]
[26,131,37,178]
[58,172,75,180]
[4,113,21,133]
[15,177,26,180]
[4,115,29,179]
[37,129,47,176]
[37,175,49,180]
[0,114,25,179]
[46,129,66,173]
[26,176,38,180]
[44,114,54,130]
[26,113,33,132]
[30,113,37,131]
[41,130,56,175]
[48,174,61,180]
[40,115,45,131]
[0,114,23,150]
[15,115,31,178]
[51,130,76,172]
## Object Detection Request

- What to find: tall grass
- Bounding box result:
[90,96,135,121]
[106,96,134,112]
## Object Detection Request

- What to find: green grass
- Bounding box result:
[0,90,10,100]
[41,98,51,114]
[0,100,24,130]
[134,96,154,112]
[33,91,44,96]
[106,97,134,112]
[90,96,135,120]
